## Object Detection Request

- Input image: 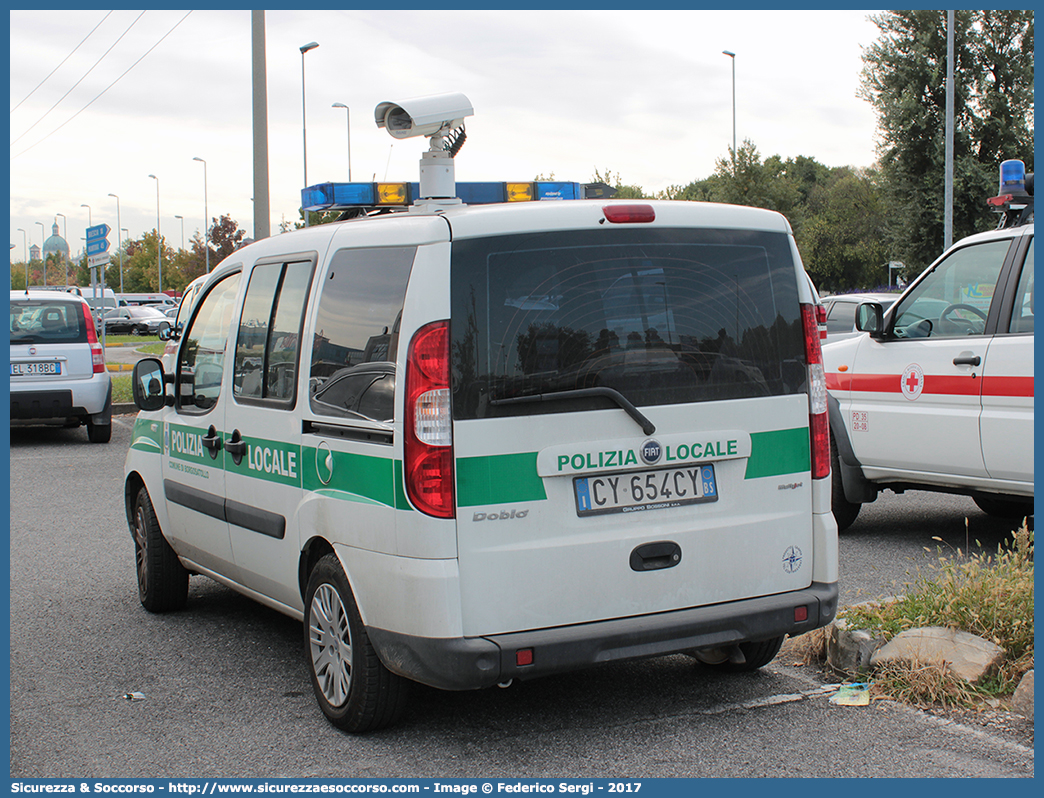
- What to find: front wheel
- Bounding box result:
[304,554,408,733]
[132,486,188,612]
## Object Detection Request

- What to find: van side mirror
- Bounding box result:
[855,302,884,338]
[133,358,168,411]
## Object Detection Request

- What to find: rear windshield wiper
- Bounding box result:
[490,387,655,436]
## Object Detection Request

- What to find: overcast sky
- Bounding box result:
[10,9,884,262]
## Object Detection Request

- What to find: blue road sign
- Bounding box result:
[86,238,110,256]
[86,223,111,242]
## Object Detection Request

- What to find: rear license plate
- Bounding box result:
[574,464,718,517]
[11,361,62,376]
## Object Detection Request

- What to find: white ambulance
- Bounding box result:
[124,93,838,732]
[825,159,1034,530]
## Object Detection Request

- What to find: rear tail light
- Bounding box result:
[801,303,830,480]
[816,303,827,341]
[81,302,105,373]
[404,321,455,518]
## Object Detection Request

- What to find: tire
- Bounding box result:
[693,636,786,672]
[304,554,408,733]
[727,636,786,671]
[86,416,111,443]
[973,495,1033,520]
[132,486,189,612]
[132,325,144,336]
[830,434,861,532]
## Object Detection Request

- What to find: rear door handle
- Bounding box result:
[953,355,981,366]
[201,425,222,459]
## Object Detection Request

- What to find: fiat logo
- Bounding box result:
[640,439,662,465]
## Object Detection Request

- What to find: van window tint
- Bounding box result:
[309,246,415,419]
[234,259,314,405]
[451,228,804,420]
[177,272,241,412]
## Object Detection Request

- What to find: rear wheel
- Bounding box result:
[86,416,111,443]
[692,636,786,672]
[304,554,408,732]
[974,495,1033,520]
[830,434,860,532]
[132,486,188,611]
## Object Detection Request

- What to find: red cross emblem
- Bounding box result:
[901,363,924,400]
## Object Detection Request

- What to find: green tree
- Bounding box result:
[209,214,247,263]
[860,10,1034,273]
[798,168,890,291]
[590,168,648,199]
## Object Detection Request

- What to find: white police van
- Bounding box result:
[825,159,1034,530]
[125,93,838,732]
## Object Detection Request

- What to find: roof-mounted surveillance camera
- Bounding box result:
[375,92,473,140]
[374,92,474,205]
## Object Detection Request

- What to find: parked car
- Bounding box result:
[821,292,899,342]
[10,289,112,442]
[103,305,171,336]
[163,305,180,319]
[823,160,1034,531]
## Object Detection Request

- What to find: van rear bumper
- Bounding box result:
[369,581,838,691]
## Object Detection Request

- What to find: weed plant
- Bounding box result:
[841,520,1033,706]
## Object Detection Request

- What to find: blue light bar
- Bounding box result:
[302,181,585,211]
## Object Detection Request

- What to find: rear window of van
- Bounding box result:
[450,228,806,420]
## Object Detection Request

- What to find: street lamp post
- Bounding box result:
[148,174,163,293]
[17,228,27,288]
[175,215,185,251]
[192,157,209,272]
[80,203,92,227]
[300,41,319,228]
[108,193,123,294]
[36,222,45,286]
[332,102,352,181]
[56,212,68,287]
[722,50,736,170]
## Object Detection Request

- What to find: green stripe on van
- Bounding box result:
[456,452,547,507]
[301,447,397,507]
[744,427,810,479]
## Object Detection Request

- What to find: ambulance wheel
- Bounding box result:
[830,435,860,532]
[304,554,409,733]
[973,495,1032,520]
[132,486,188,612]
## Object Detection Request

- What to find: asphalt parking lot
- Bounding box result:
[7,417,1034,778]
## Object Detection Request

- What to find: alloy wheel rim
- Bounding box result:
[133,505,148,596]
[309,583,352,706]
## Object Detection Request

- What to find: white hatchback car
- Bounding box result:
[10,289,113,442]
